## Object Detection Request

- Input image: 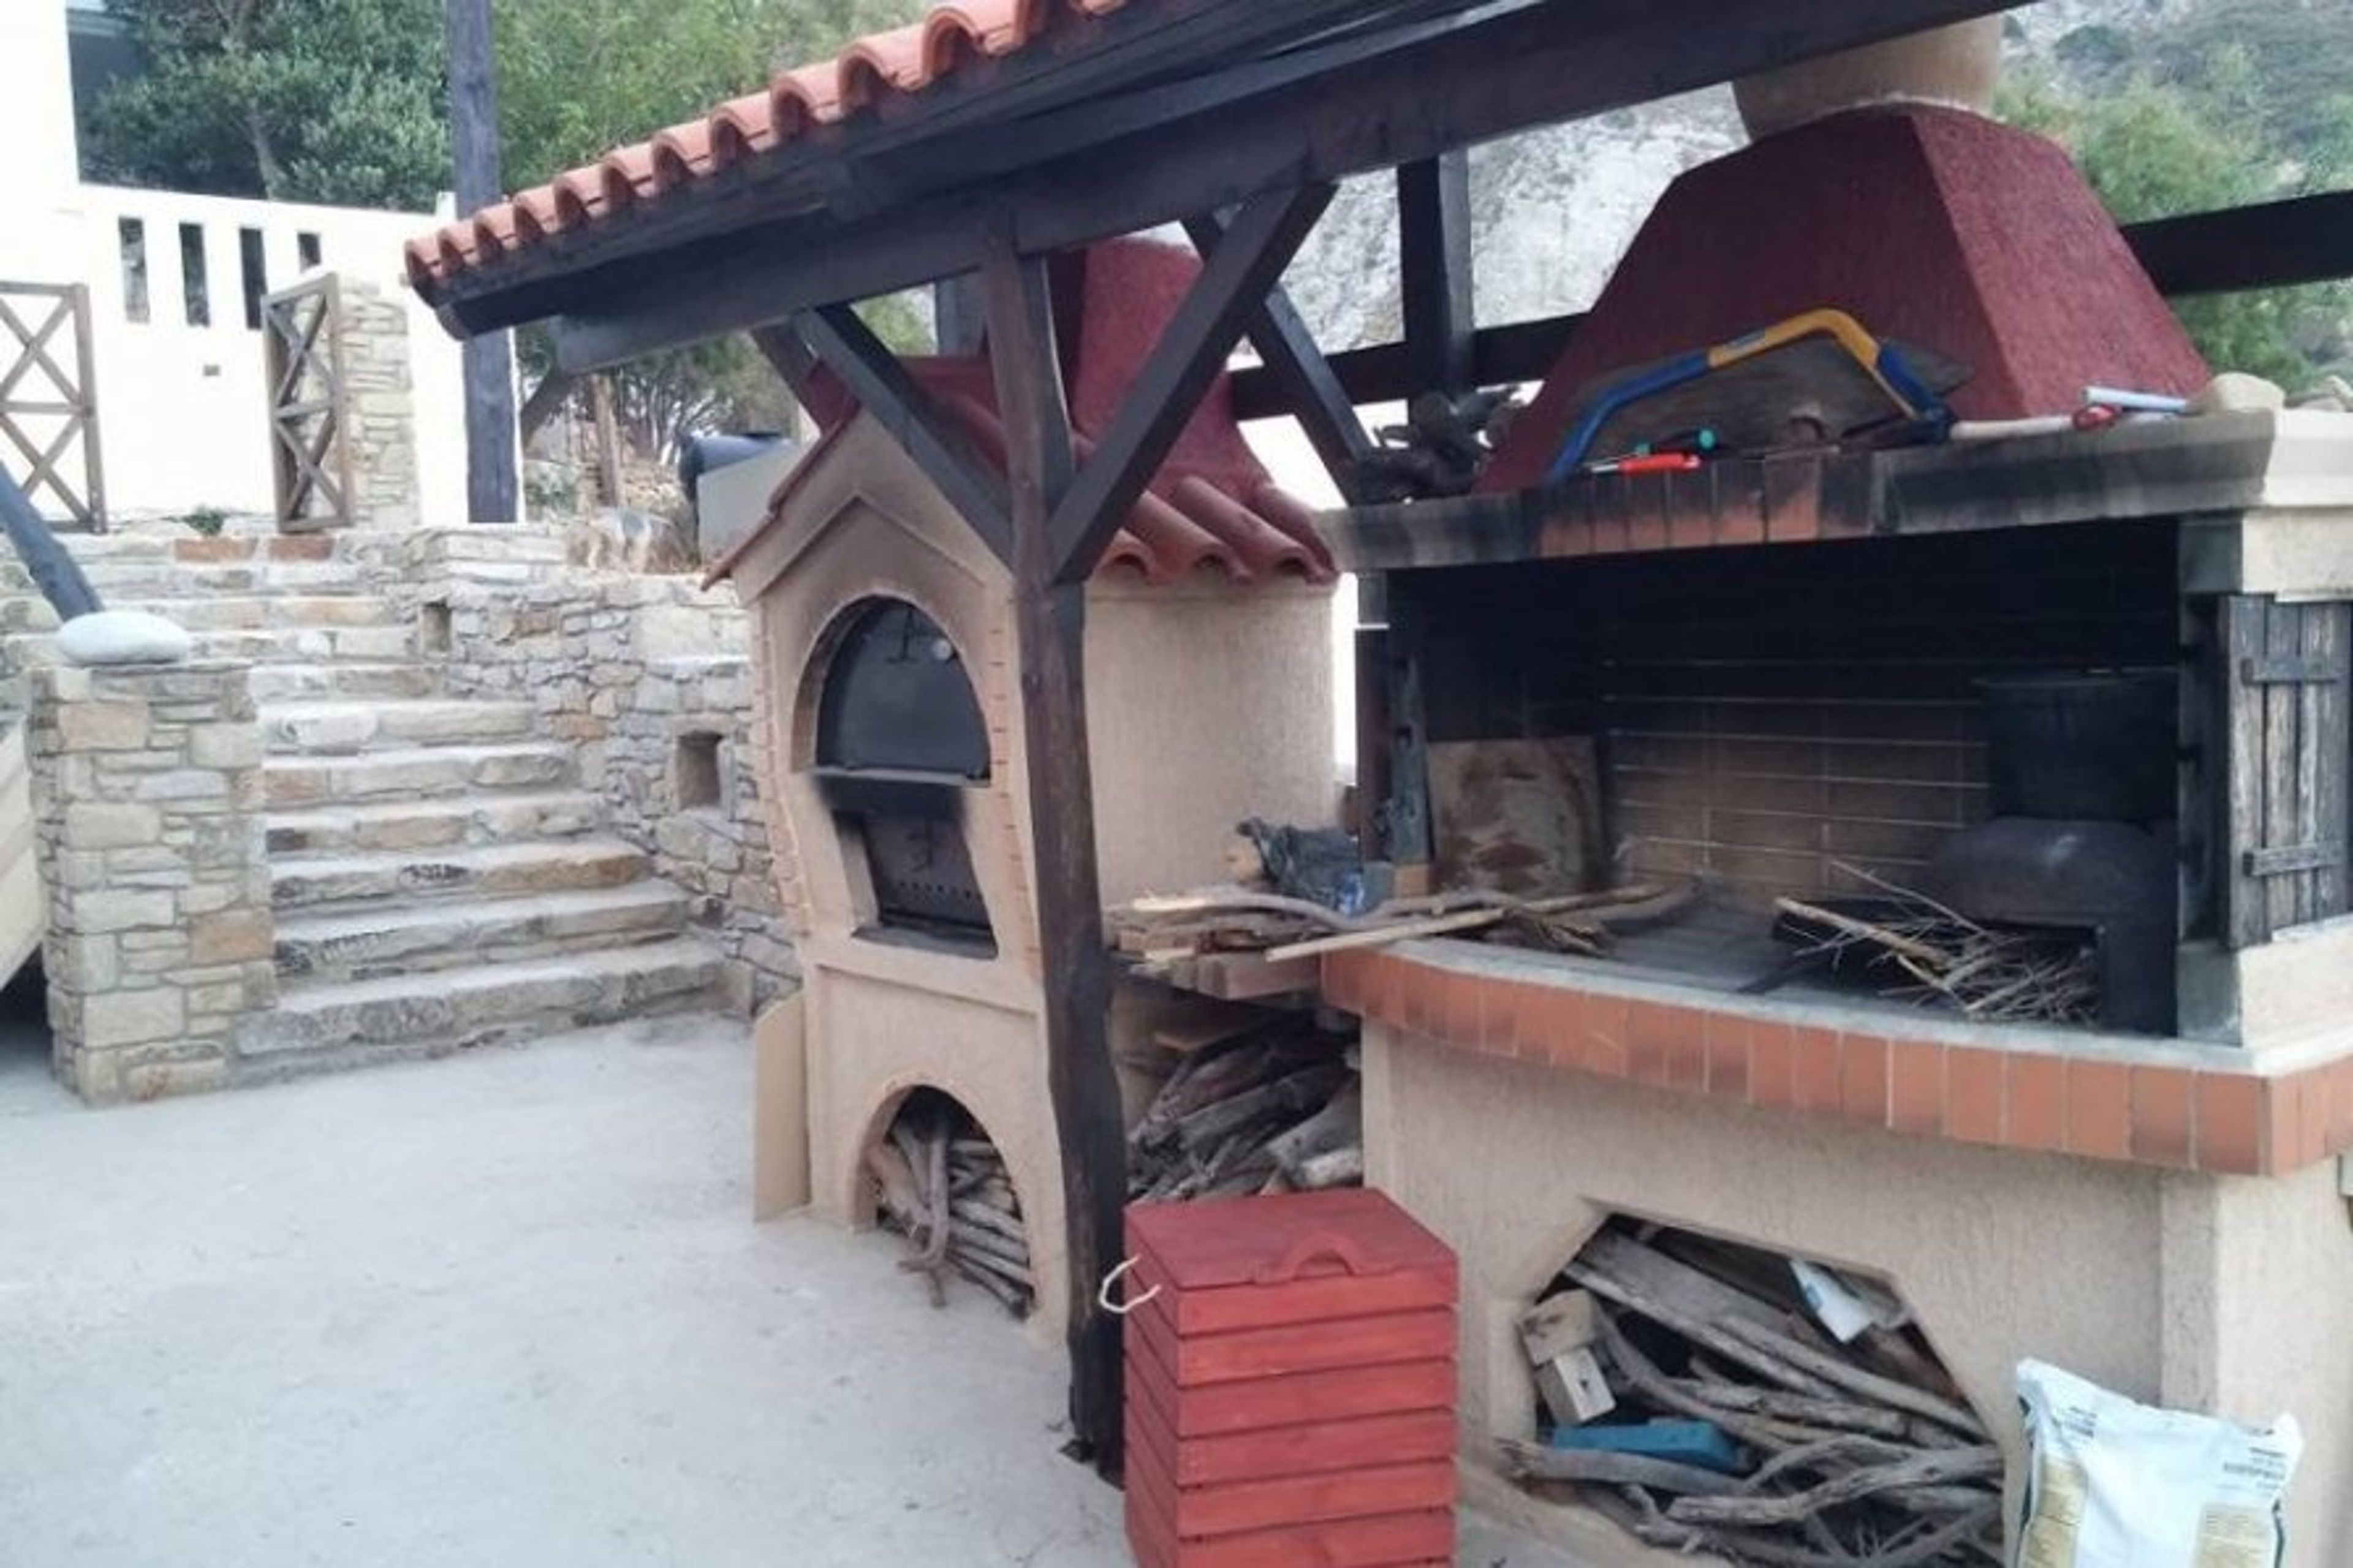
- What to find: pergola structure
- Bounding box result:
[406,0,2353,1472]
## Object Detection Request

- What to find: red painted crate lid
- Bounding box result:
[1125,1190,1453,1293]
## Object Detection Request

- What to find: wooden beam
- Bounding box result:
[515,0,2024,362]
[791,303,1014,563]
[2129,189,2353,297]
[1228,187,2353,420]
[980,234,1127,1475]
[443,0,518,521]
[751,324,822,404]
[933,273,986,355]
[1396,153,1475,395]
[1048,184,1332,582]
[1230,312,1578,417]
[517,369,577,443]
[1184,211,1374,502]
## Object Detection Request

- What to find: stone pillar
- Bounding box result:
[338,273,422,531]
[29,662,275,1104]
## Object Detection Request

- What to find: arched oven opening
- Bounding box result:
[813,597,995,955]
[864,1086,1033,1319]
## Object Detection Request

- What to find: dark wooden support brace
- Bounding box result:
[1049,183,1334,582]
[933,273,987,354]
[1396,152,1475,396]
[1183,211,1375,504]
[980,234,1128,1477]
[791,303,1014,562]
[517,370,578,444]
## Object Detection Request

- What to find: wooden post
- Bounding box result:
[981,233,1128,1475]
[445,0,519,523]
[1397,152,1475,396]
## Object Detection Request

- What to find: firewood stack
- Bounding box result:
[1506,1222,2003,1567]
[1127,1021,1363,1202]
[865,1091,1033,1319]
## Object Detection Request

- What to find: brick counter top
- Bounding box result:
[1325,941,2353,1178]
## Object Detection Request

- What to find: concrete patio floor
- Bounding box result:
[0,996,1580,1567]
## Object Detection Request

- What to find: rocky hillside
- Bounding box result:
[1277,0,2243,354]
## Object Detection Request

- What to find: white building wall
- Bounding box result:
[7,186,472,523]
[0,7,476,526]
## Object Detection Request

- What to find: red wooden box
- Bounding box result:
[1121,1191,1460,1568]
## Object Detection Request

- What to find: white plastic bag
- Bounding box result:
[2015,1359,2302,1568]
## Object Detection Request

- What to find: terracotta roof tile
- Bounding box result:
[406,0,1140,295]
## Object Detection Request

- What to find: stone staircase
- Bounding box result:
[1,524,730,1082]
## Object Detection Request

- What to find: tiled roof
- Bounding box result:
[405,0,1132,294]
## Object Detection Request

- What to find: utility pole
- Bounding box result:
[445,0,519,523]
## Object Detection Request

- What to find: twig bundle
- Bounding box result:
[1778,866,2096,1024]
[866,1093,1033,1319]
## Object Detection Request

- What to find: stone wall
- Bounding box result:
[28,661,275,1103]
[335,275,420,532]
[442,574,795,1006]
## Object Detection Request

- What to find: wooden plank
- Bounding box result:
[2242,842,2343,877]
[1396,152,1475,395]
[794,302,1013,562]
[2241,655,2346,685]
[1183,211,1375,503]
[66,284,102,531]
[1385,591,1433,869]
[1047,183,1332,584]
[983,232,1126,1475]
[2265,600,2305,930]
[2216,598,2272,947]
[2311,605,2351,918]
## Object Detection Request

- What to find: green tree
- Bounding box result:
[89,0,450,210]
[494,0,927,464]
[2005,58,2352,387]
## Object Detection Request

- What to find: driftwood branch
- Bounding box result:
[1666,1445,2003,1528]
[1716,1318,1987,1439]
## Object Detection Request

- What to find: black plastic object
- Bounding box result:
[0,469,102,621]
[1980,670,2176,823]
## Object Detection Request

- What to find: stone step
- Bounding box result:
[264,741,575,806]
[1,560,374,599]
[270,838,650,911]
[4,622,419,672]
[237,937,727,1079]
[0,594,400,635]
[260,699,536,755]
[275,883,694,983]
[119,594,401,631]
[265,790,605,855]
[246,662,441,702]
